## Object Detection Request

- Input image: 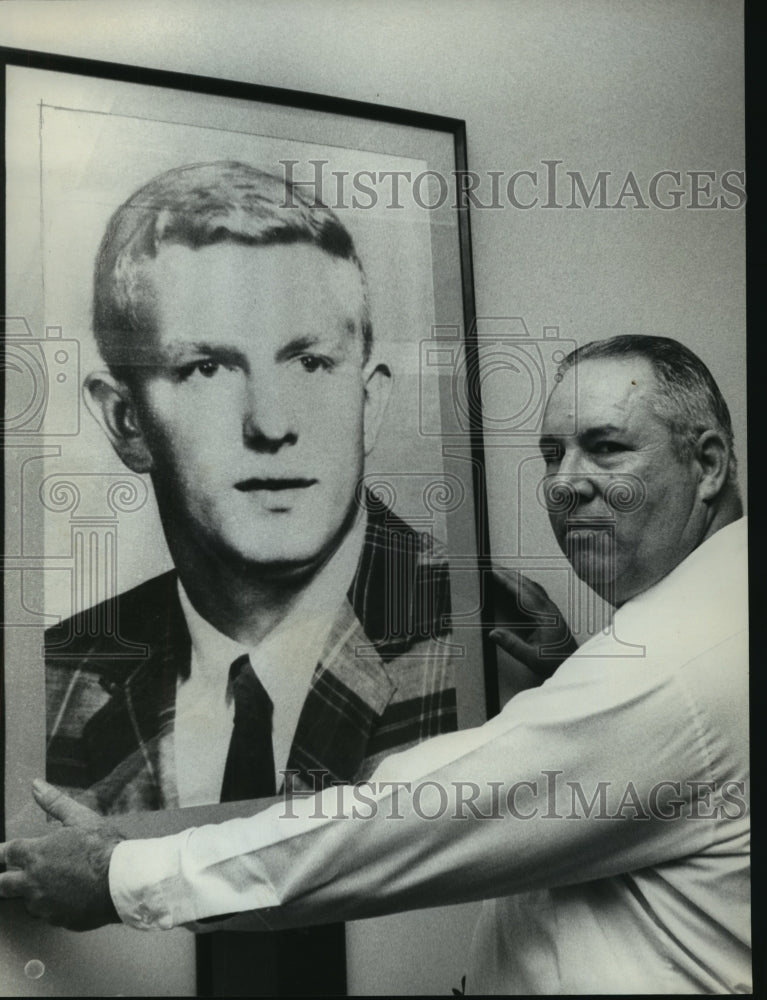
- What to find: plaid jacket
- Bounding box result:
[45,501,457,814]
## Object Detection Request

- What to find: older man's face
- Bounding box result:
[540,356,707,606]
[127,242,387,575]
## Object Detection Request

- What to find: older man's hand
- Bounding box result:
[490,569,578,680]
[0,779,123,931]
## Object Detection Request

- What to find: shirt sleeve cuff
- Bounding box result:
[109,832,192,930]
[108,818,285,930]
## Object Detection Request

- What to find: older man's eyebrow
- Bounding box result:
[538,424,627,457]
[580,424,624,444]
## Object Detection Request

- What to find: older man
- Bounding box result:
[0,335,749,994]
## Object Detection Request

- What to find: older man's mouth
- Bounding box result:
[564,516,617,530]
[234,477,317,492]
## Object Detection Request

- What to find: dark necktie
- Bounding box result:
[219,654,276,802]
[201,654,346,997]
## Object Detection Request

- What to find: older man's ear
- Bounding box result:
[362,361,393,457]
[694,429,731,503]
[83,372,154,473]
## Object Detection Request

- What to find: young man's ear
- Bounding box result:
[362,361,393,456]
[83,372,153,473]
[694,429,731,502]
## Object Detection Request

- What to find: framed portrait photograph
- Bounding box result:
[2,48,492,996]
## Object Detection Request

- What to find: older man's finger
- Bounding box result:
[0,838,29,868]
[0,869,28,897]
[489,628,559,680]
[489,627,532,661]
[31,780,102,828]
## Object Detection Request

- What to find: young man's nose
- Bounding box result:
[240,377,297,451]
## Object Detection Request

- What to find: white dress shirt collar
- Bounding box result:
[174,510,367,805]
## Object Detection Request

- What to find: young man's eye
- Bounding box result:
[299,355,332,373]
[177,360,221,380]
[196,360,220,378]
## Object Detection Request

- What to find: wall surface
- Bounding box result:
[0,1,745,996]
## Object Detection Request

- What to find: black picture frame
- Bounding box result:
[1,46,496,997]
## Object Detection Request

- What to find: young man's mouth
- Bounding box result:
[234,477,318,492]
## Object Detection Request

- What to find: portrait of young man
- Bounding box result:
[42,161,459,816]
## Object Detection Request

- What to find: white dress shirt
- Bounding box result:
[110,519,750,994]
[173,512,366,805]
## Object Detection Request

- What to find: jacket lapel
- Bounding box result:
[284,598,397,792]
[81,576,190,814]
[284,497,453,791]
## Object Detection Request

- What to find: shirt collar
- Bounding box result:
[176,507,368,688]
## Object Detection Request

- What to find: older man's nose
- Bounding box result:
[542,452,597,512]
[241,378,297,452]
